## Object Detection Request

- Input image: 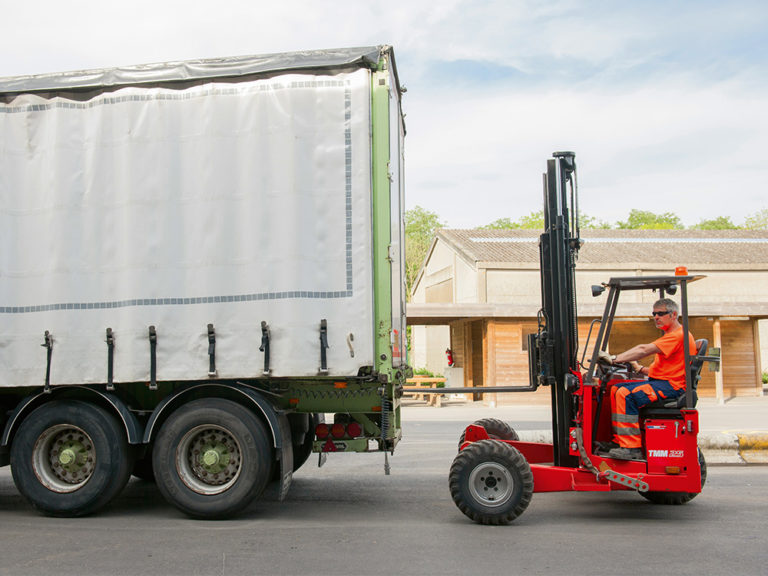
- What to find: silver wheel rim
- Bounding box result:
[32,424,96,493]
[176,425,242,495]
[468,462,514,507]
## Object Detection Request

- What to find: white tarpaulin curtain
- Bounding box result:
[0,69,374,385]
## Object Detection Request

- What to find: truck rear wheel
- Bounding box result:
[10,400,133,517]
[450,439,533,525]
[152,398,272,519]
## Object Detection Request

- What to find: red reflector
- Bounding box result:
[323,438,337,452]
[331,423,346,439]
[315,423,329,439]
[347,421,362,438]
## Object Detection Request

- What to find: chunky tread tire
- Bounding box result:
[152,398,272,519]
[641,450,707,505]
[458,418,520,449]
[450,439,533,525]
[10,400,133,517]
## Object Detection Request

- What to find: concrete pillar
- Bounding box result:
[713,318,724,405]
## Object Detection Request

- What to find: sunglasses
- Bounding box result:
[651,310,671,317]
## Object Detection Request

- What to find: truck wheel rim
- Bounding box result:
[176,425,242,495]
[32,424,96,493]
[468,462,514,507]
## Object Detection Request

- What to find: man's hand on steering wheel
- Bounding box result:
[597,350,615,365]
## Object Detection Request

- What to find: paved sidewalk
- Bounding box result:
[401,394,768,464]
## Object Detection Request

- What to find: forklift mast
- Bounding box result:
[534,151,582,467]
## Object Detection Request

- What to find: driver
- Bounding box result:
[598,298,696,460]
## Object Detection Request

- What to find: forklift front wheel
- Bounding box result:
[450,440,533,525]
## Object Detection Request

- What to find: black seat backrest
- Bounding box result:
[689,338,708,392]
[676,338,707,408]
[644,338,708,413]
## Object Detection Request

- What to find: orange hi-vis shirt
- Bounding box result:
[648,325,697,390]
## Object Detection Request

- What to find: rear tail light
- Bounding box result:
[331,423,346,439]
[316,419,365,440]
[315,423,330,439]
[346,421,363,438]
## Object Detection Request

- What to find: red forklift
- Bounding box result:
[450,152,719,524]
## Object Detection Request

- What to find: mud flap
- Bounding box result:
[276,411,294,502]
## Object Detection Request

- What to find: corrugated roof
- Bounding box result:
[438,229,768,266]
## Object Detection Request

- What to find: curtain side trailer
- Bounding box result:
[0,45,408,518]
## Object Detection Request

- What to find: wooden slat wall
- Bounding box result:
[473,321,485,392]
[718,319,759,397]
[458,316,761,405]
[488,320,550,406]
[608,317,758,398]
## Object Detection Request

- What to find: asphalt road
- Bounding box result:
[0,417,766,576]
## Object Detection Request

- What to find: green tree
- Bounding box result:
[690,216,739,230]
[405,206,444,298]
[744,208,768,230]
[481,210,608,230]
[616,209,684,230]
[480,217,518,230]
[518,210,546,229]
[579,213,612,229]
[479,210,544,230]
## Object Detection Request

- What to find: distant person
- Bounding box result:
[598,298,696,460]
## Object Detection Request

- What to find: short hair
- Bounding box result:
[654,298,678,314]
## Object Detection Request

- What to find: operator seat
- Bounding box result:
[642,338,708,413]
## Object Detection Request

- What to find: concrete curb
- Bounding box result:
[515,430,768,465]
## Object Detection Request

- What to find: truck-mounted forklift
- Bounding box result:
[449,152,719,524]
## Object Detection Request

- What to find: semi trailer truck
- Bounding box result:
[0,45,407,518]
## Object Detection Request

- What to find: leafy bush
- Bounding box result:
[413,367,434,377]
[412,367,445,387]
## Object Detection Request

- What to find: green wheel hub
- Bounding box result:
[177,425,242,495]
[32,425,97,493]
[200,442,231,472]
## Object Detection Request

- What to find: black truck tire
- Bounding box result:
[152,398,272,519]
[458,418,520,449]
[640,449,707,505]
[10,400,133,517]
[450,439,534,525]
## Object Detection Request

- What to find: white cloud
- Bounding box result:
[405,74,768,227]
[1,0,766,228]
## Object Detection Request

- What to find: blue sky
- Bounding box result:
[2,0,766,228]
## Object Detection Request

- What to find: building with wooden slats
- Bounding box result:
[408,229,768,405]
